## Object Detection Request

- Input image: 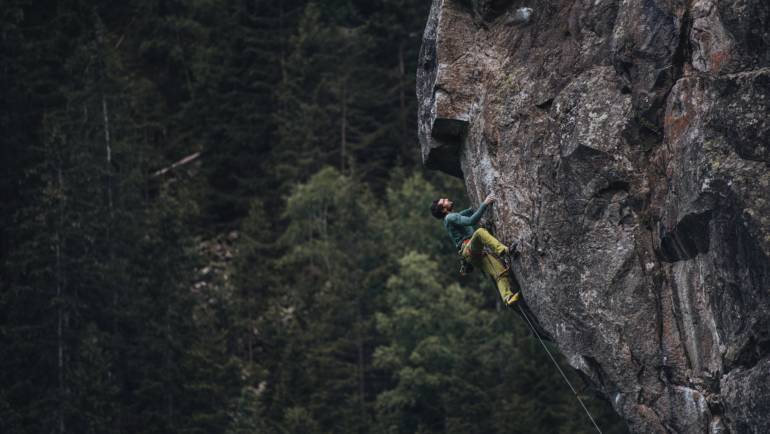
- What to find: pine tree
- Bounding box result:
[1,3,243,431]
[176,0,305,225]
[358,0,431,173]
[268,1,427,195]
[0,3,127,429]
[271,4,343,189]
[373,252,499,433]
[254,167,385,432]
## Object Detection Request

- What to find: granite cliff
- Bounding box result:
[417,0,770,432]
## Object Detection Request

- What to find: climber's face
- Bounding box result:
[437,198,453,213]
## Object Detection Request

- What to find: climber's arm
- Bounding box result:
[449,203,488,226]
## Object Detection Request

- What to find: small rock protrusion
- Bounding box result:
[506,7,533,26]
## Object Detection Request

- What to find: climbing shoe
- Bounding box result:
[507,242,520,260]
[504,292,521,305]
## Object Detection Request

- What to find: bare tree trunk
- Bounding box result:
[102,97,113,207]
[279,0,288,113]
[142,129,149,202]
[56,158,66,434]
[340,80,348,173]
[356,302,366,425]
[398,40,407,142]
[102,91,122,433]
[102,97,114,249]
[103,95,118,372]
[166,310,174,429]
[398,39,409,164]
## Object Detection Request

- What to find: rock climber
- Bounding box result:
[430,194,521,305]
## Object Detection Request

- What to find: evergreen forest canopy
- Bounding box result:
[1,0,627,432]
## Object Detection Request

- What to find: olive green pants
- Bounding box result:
[461,228,516,300]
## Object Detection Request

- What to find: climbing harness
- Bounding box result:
[510,302,603,434]
[458,239,475,276]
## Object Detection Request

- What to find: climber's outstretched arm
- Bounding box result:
[448,202,490,226]
[451,194,496,226]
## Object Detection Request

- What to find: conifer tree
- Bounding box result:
[179,0,305,225]
[374,252,498,433]
[254,167,385,432]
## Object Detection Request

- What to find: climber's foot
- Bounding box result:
[507,242,520,260]
[504,292,521,306]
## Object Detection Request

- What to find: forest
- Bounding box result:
[1,1,627,432]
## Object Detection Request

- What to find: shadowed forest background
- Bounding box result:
[1,1,627,432]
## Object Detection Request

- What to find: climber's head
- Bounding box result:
[430,197,453,219]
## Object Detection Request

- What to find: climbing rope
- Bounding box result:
[512,303,603,434]
[481,249,603,432]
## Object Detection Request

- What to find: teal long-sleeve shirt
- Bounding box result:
[443,203,488,250]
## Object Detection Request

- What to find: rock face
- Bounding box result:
[417,0,770,432]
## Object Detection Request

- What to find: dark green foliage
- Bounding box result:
[1,1,239,432]
[179,0,306,226]
[265,167,384,432]
[270,1,430,196]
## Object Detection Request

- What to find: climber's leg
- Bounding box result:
[467,228,508,257]
[463,229,520,304]
[463,244,518,303]
[480,253,516,301]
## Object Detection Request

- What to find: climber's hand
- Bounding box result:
[483,194,495,205]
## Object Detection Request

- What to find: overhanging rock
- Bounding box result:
[417,0,770,432]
